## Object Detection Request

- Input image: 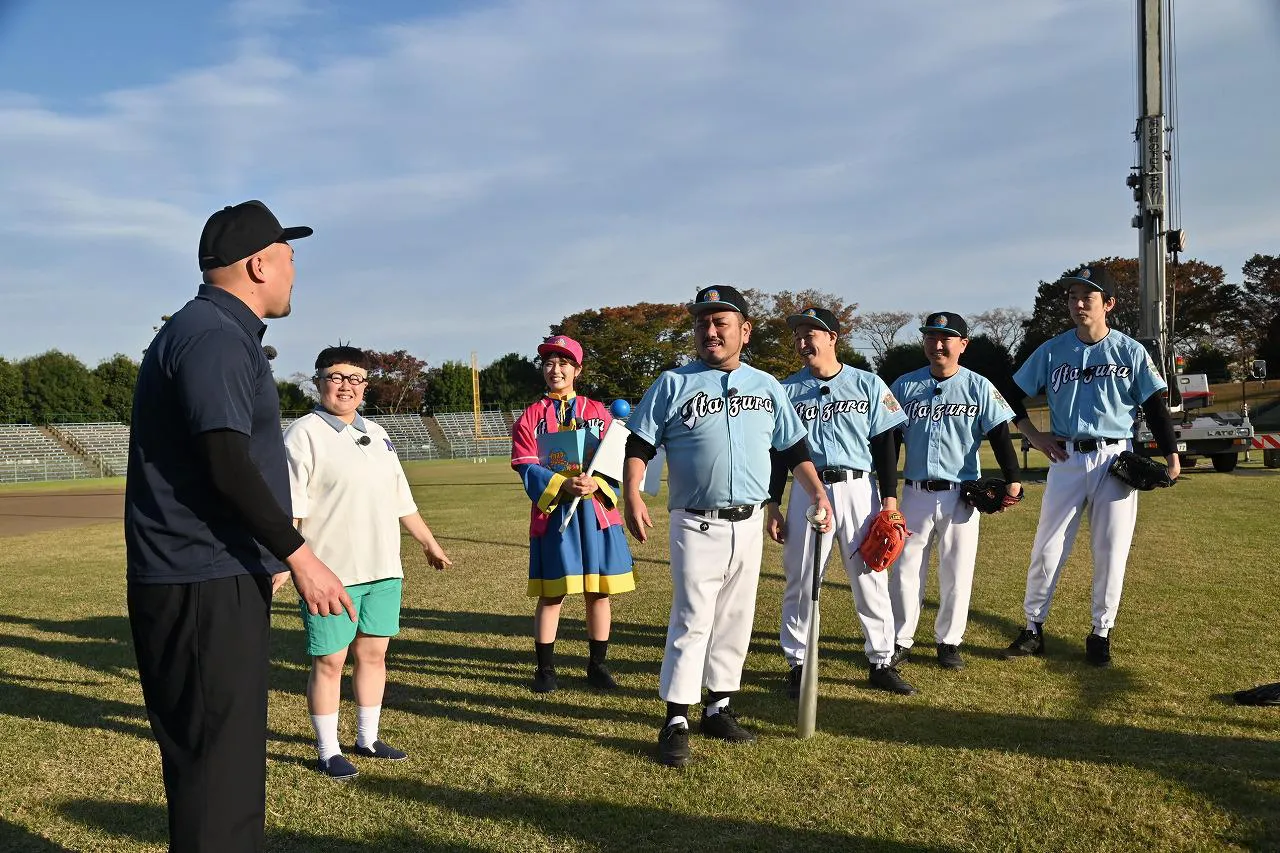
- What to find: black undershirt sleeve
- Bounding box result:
[1142,391,1179,457]
[777,437,811,471]
[870,430,898,500]
[768,449,788,505]
[197,429,305,563]
[985,422,1022,483]
[624,433,657,464]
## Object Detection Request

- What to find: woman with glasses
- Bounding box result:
[283,345,452,780]
[511,335,634,694]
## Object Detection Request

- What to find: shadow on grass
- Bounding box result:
[0,673,152,740]
[753,694,1280,850]
[56,799,489,853]
[0,818,73,852]
[360,779,949,853]
[0,613,137,677]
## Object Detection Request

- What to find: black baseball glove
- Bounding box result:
[959,478,1022,514]
[1234,682,1280,706]
[1108,450,1175,491]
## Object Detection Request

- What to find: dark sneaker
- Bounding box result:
[531,666,558,693]
[786,664,803,700]
[352,740,408,761]
[890,644,911,668]
[869,664,918,696]
[699,707,756,743]
[316,754,358,780]
[657,723,691,768]
[936,643,964,671]
[1085,633,1112,667]
[1003,625,1045,659]
[586,661,618,689]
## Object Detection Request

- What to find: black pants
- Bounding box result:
[128,574,272,853]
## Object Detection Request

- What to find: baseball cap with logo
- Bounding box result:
[688,285,750,318]
[1060,266,1116,298]
[919,312,969,338]
[198,200,313,272]
[538,335,584,365]
[785,306,840,335]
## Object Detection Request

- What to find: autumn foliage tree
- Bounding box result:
[363,349,429,414]
[550,303,692,401]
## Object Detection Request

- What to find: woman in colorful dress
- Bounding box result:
[510,335,635,693]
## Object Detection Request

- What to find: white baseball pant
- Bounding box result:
[779,476,895,668]
[889,484,980,648]
[659,509,764,705]
[1023,440,1138,631]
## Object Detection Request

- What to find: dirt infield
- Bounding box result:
[0,487,125,537]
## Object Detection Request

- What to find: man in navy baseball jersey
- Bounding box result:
[766,306,916,698]
[888,312,1021,673]
[623,285,834,768]
[1002,267,1179,666]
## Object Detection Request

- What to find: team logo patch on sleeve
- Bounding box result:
[991,387,1009,409]
[882,391,901,413]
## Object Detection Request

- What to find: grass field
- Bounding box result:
[2,458,1280,851]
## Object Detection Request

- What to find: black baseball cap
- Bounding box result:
[786,306,840,335]
[919,311,968,338]
[198,200,313,271]
[688,285,750,318]
[1060,266,1116,298]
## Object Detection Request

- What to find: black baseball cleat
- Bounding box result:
[786,664,803,700]
[869,664,917,696]
[531,666,558,693]
[1003,624,1045,659]
[890,644,911,668]
[352,740,408,761]
[657,723,691,768]
[1085,633,1112,667]
[936,643,964,670]
[700,707,756,743]
[586,661,618,689]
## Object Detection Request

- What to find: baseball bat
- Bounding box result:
[796,527,825,739]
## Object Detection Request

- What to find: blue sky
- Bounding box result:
[1,0,1277,383]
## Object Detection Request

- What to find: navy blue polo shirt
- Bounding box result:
[125,285,291,583]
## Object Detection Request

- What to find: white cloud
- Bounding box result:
[0,0,1277,378]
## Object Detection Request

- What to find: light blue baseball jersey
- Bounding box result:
[628,362,806,509]
[1013,328,1166,439]
[781,365,907,471]
[891,366,1014,482]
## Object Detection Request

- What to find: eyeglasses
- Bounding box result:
[317,373,368,386]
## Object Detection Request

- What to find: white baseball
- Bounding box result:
[806,505,828,525]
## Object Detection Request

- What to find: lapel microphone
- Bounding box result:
[726,388,739,397]
[820,386,831,396]
[357,434,372,446]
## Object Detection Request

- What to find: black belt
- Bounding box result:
[683,502,764,522]
[1071,438,1123,452]
[820,467,866,484]
[906,479,958,492]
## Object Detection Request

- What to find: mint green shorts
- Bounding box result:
[299,577,402,657]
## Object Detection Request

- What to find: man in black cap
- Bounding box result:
[126,200,354,852]
[623,285,833,767]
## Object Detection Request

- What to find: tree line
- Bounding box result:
[5,252,1276,423]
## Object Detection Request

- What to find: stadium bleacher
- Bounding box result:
[365,414,443,460]
[50,422,130,477]
[434,411,512,458]
[0,424,99,482]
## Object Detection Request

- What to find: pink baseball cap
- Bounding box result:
[538,335,583,365]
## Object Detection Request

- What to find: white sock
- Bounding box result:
[704,696,729,716]
[1094,626,1110,638]
[356,705,381,749]
[666,716,688,729]
[310,712,341,761]
[1026,620,1041,634]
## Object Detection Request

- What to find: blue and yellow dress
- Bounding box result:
[510,394,635,598]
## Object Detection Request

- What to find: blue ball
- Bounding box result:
[610,399,631,419]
